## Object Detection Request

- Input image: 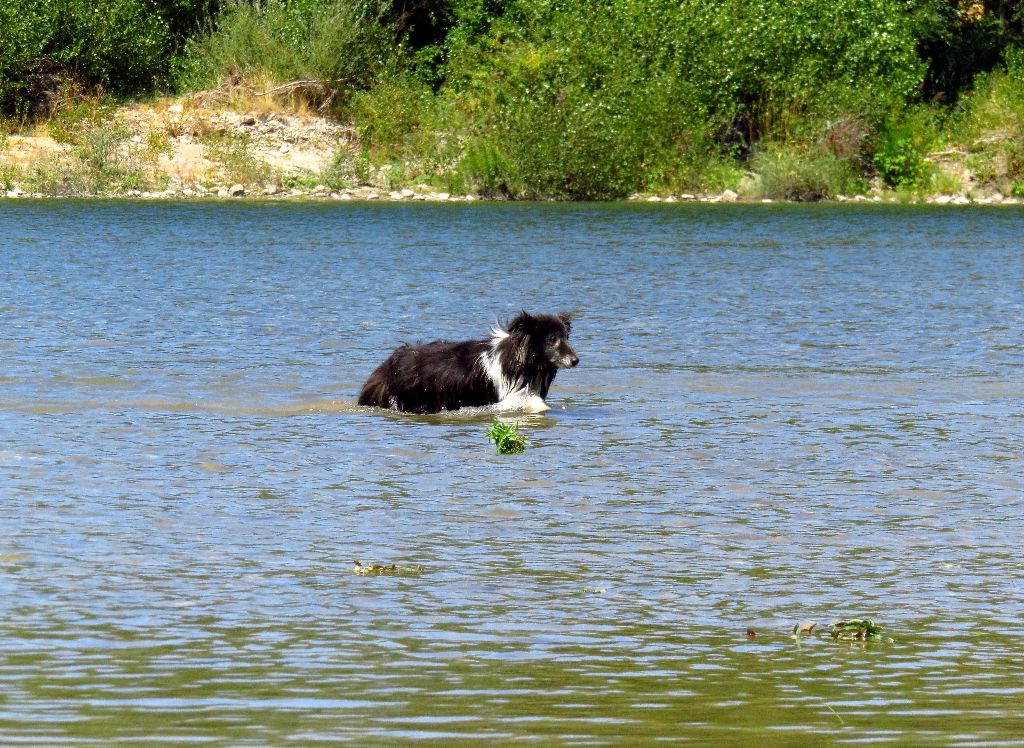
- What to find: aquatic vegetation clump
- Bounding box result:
[829,618,886,641]
[485,421,527,454]
[787,617,893,643]
[352,560,423,576]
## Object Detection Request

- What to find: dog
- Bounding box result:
[358,311,578,414]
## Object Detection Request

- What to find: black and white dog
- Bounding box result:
[358,311,578,414]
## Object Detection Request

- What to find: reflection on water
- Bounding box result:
[1,200,1023,744]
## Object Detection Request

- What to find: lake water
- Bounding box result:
[1,200,1022,745]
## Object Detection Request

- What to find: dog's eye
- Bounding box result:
[546,334,558,344]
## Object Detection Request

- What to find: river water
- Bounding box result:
[1,200,1022,744]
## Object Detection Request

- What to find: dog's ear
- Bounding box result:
[558,312,572,331]
[506,310,534,335]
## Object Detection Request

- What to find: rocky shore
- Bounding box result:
[634,189,1024,206]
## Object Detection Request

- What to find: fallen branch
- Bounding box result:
[255,79,342,97]
[254,79,343,111]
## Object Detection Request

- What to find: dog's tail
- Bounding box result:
[357,371,391,408]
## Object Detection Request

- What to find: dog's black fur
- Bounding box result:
[358,311,578,414]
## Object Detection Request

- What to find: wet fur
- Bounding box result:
[358,311,578,414]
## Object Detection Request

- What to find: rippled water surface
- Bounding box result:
[1,200,1023,744]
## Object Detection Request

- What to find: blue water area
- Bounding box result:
[1,199,1022,744]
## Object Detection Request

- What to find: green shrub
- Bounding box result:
[25,154,80,195]
[75,122,146,192]
[872,107,943,189]
[344,71,466,190]
[965,47,1024,138]
[319,147,357,190]
[49,0,171,92]
[873,129,927,188]
[181,0,393,102]
[0,161,19,191]
[950,46,1024,191]
[925,167,962,197]
[1,0,175,113]
[15,106,148,195]
[752,142,865,200]
[349,74,450,158]
[0,1,55,110]
[455,138,511,196]
[47,93,113,144]
[445,4,727,198]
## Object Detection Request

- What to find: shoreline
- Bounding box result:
[2,97,1021,207]
[3,186,1021,205]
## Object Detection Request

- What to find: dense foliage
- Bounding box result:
[0,0,211,112]
[3,0,1024,198]
[173,0,393,93]
[431,0,926,197]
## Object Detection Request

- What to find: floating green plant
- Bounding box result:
[485,421,527,454]
[829,618,886,641]
[352,560,423,576]
[787,618,893,643]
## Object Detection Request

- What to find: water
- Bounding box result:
[1,200,1022,745]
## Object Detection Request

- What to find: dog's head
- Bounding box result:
[506,311,579,369]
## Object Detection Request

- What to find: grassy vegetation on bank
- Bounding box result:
[4,0,1024,200]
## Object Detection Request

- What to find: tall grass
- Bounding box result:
[749,142,865,201]
[199,130,272,186]
[0,133,17,188]
[175,0,393,105]
[953,48,1024,194]
[20,100,161,195]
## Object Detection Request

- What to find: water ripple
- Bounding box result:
[1,201,1023,744]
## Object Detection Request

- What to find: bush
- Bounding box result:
[0,159,18,191]
[47,93,113,144]
[49,0,171,92]
[751,142,865,200]
[455,139,511,196]
[1,0,174,113]
[872,109,941,188]
[349,74,451,158]
[873,129,927,188]
[0,1,54,111]
[181,0,394,101]
[443,2,729,198]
